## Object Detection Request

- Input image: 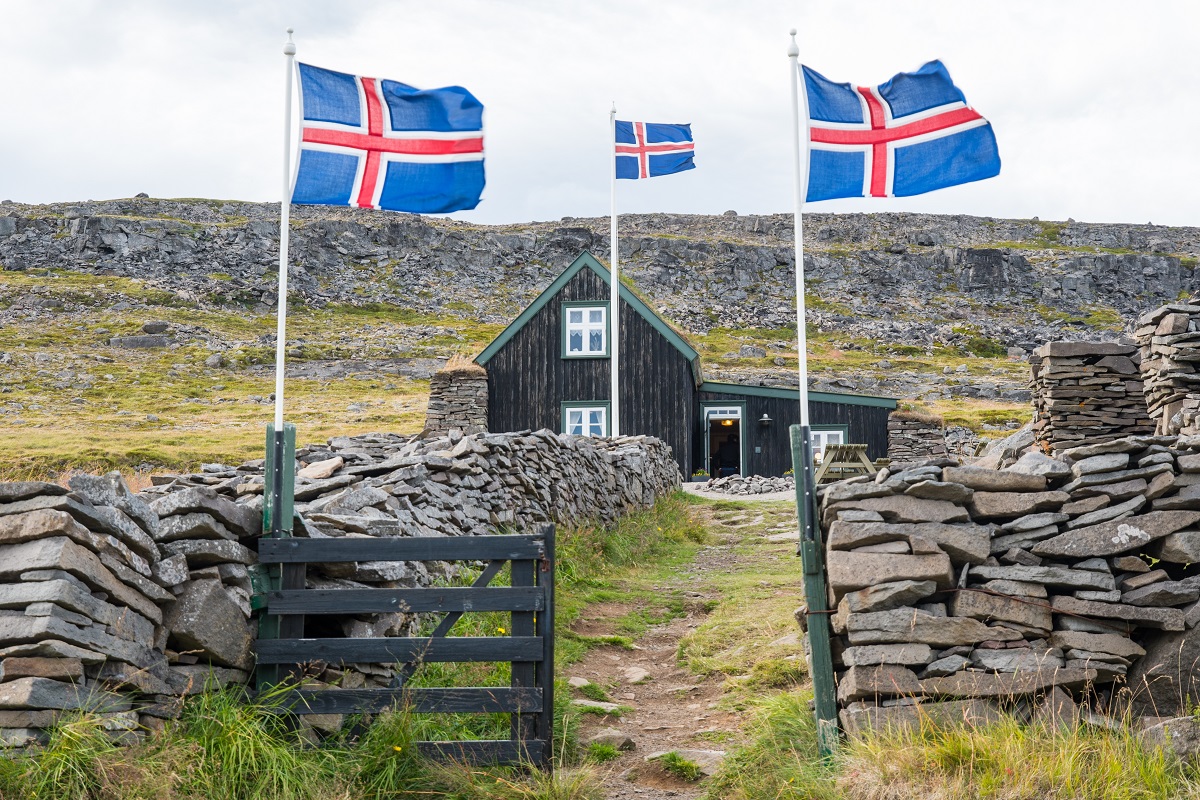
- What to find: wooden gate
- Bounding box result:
[253,524,555,767]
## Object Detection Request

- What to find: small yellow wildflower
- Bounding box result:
[497,626,506,634]
[393,746,403,752]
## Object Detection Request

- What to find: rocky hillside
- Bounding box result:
[0,197,1196,416]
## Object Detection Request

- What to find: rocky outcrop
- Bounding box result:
[1,200,1197,380]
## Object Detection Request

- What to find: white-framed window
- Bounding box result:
[564,405,608,437]
[564,305,607,357]
[811,428,845,461]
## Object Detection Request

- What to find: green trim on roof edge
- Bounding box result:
[475,251,700,367]
[473,252,895,411]
[699,381,898,409]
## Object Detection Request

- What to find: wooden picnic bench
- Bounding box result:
[813,443,878,484]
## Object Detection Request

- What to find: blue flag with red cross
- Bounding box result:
[293,63,485,213]
[614,121,695,180]
[803,60,999,201]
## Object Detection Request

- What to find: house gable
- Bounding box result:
[476,251,701,378]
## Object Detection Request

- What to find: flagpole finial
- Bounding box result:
[284,28,296,56]
[787,29,799,58]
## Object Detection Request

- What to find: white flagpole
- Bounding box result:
[609,103,621,438]
[273,29,296,433]
[787,30,810,429]
[788,27,839,758]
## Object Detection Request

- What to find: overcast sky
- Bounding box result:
[2,1,1197,227]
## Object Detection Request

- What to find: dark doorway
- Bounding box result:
[708,418,742,478]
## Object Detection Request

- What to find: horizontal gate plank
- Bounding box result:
[266,586,545,615]
[257,535,545,564]
[253,636,543,664]
[417,739,546,766]
[275,686,543,715]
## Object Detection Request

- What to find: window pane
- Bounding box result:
[568,410,582,435]
[589,309,603,324]
[589,330,603,352]
[568,310,583,324]
[569,331,582,352]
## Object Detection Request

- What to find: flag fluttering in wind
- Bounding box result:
[786,45,1002,758]
[802,60,999,202]
[294,63,485,213]
[614,121,695,180]
[608,116,695,438]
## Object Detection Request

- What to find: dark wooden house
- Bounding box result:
[475,252,896,477]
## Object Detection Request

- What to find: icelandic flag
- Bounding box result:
[293,63,484,213]
[615,121,695,180]
[803,60,999,202]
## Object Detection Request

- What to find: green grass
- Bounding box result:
[706,691,1200,800]
[838,713,1195,800]
[702,691,840,800]
[554,491,709,664]
[575,683,613,703]
[585,742,620,763]
[677,501,807,687]
[654,751,704,782]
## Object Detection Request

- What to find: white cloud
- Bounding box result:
[0,0,1196,226]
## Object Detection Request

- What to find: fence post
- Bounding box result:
[258,422,302,691]
[535,524,556,770]
[510,538,537,759]
[790,424,839,756]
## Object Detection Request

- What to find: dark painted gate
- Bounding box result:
[253,525,556,767]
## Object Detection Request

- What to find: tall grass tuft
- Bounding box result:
[168,685,338,800]
[432,763,602,800]
[18,712,121,800]
[704,690,840,800]
[839,713,1196,800]
[339,707,430,798]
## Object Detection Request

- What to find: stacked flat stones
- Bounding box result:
[818,434,1200,734]
[143,428,680,690]
[148,486,261,695]
[1136,302,1200,437]
[887,413,948,462]
[423,363,489,436]
[0,475,178,747]
[1030,341,1154,453]
[0,428,677,750]
[703,474,794,495]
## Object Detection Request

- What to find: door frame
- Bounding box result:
[701,402,747,477]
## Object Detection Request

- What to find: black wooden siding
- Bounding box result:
[486,268,697,474]
[696,390,892,476]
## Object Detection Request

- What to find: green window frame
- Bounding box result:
[561,401,611,437]
[561,301,610,359]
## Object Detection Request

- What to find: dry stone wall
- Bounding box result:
[887,412,948,462]
[1137,301,1200,437]
[1030,341,1154,453]
[0,429,678,748]
[423,363,489,436]
[817,434,1200,733]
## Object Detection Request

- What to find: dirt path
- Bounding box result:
[566,501,800,799]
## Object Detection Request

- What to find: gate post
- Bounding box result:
[790,424,839,756]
